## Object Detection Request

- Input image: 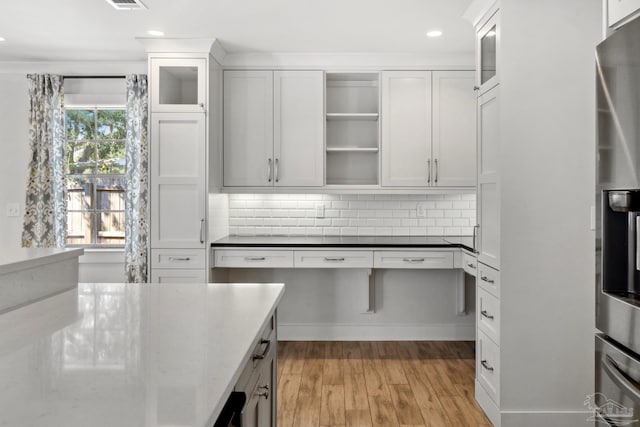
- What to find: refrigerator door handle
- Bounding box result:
[636,216,640,271]
[603,355,640,402]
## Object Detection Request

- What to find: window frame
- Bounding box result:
[65,106,127,248]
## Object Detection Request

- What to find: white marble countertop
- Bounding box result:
[0,282,285,427]
[0,248,84,275]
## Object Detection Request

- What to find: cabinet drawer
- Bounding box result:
[151,249,206,269]
[477,329,500,405]
[462,252,478,276]
[294,250,373,268]
[374,251,454,269]
[478,287,500,344]
[235,314,276,391]
[150,268,207,284]
[478,262,500,298]
[214,250,294,268]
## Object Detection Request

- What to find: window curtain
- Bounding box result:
[22,74,66,248]
[124,75,149,283]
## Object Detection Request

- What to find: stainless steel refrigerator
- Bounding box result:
[595,13,640,427]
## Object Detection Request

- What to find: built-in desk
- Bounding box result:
[211,236,477,340]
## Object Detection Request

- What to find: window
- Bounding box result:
[65,108,126,247]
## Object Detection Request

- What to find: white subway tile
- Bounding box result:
[236,227,255,236]
[367,218,384,227]
[263,218,281,226]
[290,227,307,236]
[229,226,238,235]
[375,210,393,218]
[271,227,289,235]
[325,209,340,218]
[349,201,367,209]
[461,193,476,201]
[402,219,418,227]
[297,201,314,209]
[444,227,462,235]
[410,227,425,236]
[453,201,470,209]
[298,218,315,226]
[358,195,375,200]
[263,201,280,208]
[444,194,462,201]
[332,201,349,209]
[315,219,331,226]
[393,210,410,218]
[350,219,369,227]
[255,227,272,235]
[419,218,436,227]
[358,210,377,218]
[460,210,476,218]
[427,227,444,235]
[324,227,340,236]
[436,201,453,209]
[436,218,453,227]
[460,226,474,235]
[281,218,298,226]
[375,227,393,236]
[427,210,444,218]
[332,218,349,227]
[229,200,246,209]
[392,227,411,236]
[358,227,375,236]
[280,201,298,209]
[444,210,462,218]
[341,195,357,200]
[453,218,470,227]
[340,210,358,218]
[306,228,323,236]
[341,227,358,235]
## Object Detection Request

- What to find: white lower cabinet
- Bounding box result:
[150,269,207,283]
[462,251,478,276]
[373,250,454,269]
[214,250,294,268]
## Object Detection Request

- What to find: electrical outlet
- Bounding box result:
[416,203,426,218]
[6,203,20,217]
[315,203,325,218]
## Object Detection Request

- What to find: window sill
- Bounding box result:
[78,248,124,264]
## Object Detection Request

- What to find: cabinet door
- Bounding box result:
[476,11,499,94]
[257,346,276,427]
[150,58,207,113]
[223,71,274,187]
[477,86,500,269]
[432,71,476,187]
[273,71,324,187]
[150,268,207,283]
[381,71,432,187]
[150,113,206,249]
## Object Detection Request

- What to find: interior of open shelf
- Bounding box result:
[325,72,380,185]
[158,65,199,105]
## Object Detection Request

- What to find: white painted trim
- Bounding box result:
[136,37,216,54]
[210,40,227,65]
[476,380,500,427]
[463,0,499,27]
[278,322,474,341]
[500,411,594,427]
[79,249,124,264]
[221,52,474,70]
[0,61,146,74]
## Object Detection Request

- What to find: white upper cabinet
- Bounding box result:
[223,70,324,187]
[432,71,476,187]
[381,71,432,187]
[223,71,274,187]
[150,58,207,113]
[273,71,324,187]
[381,70,475,188]
[150,113,207,249]
[476,11,499,94]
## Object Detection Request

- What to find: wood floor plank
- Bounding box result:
[282,341,308,375]
[422,360,457,398]
[383,357,409,385]
[345,409,373,427]
[320,385,346,426]
[362,358,390,397]
[278,373,302,427]
[293,394,321,427]
[368,394,400,427]
[345,371,369,410]
[389,384,425,425]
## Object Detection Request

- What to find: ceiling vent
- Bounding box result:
[105,0,147,10]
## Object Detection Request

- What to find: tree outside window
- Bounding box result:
[65,108,126,246]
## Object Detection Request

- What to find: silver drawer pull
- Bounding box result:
[252,339,271,360]
[257,384,270,399]
[481,360,494,372]
[245,256,266,262]
[324,257,345,262]
[466,262,476,269]
[481,310,494,320]
[168,257,191,261]
[481,275,495,284]
[403,257,425,263]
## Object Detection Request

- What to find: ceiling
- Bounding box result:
[0,0,475,62]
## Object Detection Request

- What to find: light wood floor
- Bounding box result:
[277,341,491,427]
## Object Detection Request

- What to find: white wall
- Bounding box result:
[499,0,600,424]
[0,62,146,282]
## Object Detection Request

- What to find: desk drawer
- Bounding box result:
[214,250,294,268]
[373,251,454,269]
[478,262,500,298]
[478,287,500,344]
[462,252,478,276]
[151,249,206,269]
[294,250,373,268]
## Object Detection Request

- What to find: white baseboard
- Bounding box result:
[278,322,475,341]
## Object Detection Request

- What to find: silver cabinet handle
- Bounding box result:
[324,257,345,262]
[603,355,640,402]
[168,256,191,262]
[481,275,495,284]
[403,258,425,263]
[245,256,266,261]
[267,158,273,182]
[252,339,271,360]
[473,224,479,254]
[435,158,438,184]
[481,360,494,372]
[199,218,205,244]
[275,158,280,183]
[257,384,270,399]
[466,262,476,269]
[427,159,431,183]
[481,310,494,320]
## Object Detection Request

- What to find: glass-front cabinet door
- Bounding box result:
[150,57,207,113]
[476,11,499,93]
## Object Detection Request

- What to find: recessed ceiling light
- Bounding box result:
[147,30,165,37]
[426,30,443,38]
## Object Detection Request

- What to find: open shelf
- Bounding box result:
[325,72,380,186]
[326,113,379,121]
[326,147,379,153]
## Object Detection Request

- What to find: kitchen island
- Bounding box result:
[0,247,83,313]
[0,281,284,427]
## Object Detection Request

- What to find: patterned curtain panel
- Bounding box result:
[22,74,66,248]
[124,75,149,283]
